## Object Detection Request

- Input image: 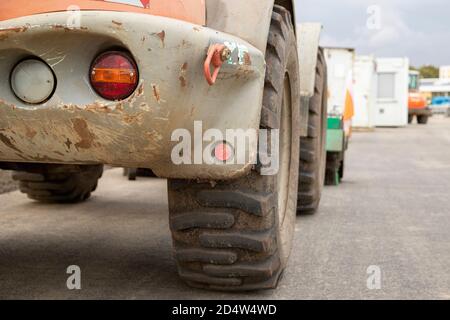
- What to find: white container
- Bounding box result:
[353,55,377,128]
[374,57,409,127]
[324,47,355,116]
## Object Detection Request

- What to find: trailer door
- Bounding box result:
[374,58,409,127]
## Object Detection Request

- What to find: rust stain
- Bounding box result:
[244,52,252,66]
[0,132,21,153]
[72,118,95,150]
[65,138,73,150]
[25,126,37,139]
[0,26,28,40]
[52,25,87,32]
[153,30,166,47]
[179,76,187,88]
[179,62,188,88]
[152,84,161,103]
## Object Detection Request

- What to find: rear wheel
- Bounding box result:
[325,152,344,186]
[297,48,328,214]
[13,164,103,203]
[168,5,300,291]
[417,115,428,125]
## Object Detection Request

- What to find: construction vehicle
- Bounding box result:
[0,1,328,291]
[408,70,432,124]
[323,47,354,186]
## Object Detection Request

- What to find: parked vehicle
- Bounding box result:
[408,70,432,124]
[430,96,450,115]
[323,47,355,186]
[0,1,328,291]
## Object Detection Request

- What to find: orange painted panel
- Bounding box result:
[0,0,205,25]
[408,92,427,110]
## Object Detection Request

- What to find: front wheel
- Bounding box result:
[168,5,300,291]
[417,115,428,125]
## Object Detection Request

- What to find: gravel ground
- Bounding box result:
[0,170,17,194]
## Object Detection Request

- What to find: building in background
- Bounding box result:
[440,66,450,79]
[420,78,450,100]
[373,58,410,127]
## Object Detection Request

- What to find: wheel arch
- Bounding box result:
[297,23,323,136]
[206,0,297,53]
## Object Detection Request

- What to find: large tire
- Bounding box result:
[168,5,300,291]
[417,115,428,125]
[297,48,328,214]
[408,114,414,124]
[12,164,103,203]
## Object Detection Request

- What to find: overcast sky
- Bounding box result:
[295,0,449,67]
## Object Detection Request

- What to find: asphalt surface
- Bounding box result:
[0,117,449,300]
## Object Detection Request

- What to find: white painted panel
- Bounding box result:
[353,56,376,128]
[324,48,355,116]
[374,58,409,127]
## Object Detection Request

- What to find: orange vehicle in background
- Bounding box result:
[408,70,431,124]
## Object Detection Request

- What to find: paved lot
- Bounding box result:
[0,117,449,300]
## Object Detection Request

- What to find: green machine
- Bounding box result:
[325,116,347,186]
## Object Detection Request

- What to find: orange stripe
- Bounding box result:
[91,68,137,84]
[0,0,205,25]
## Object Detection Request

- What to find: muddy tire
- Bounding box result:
[417,115,428,125]
[168,5,300,291]
[13,164,103,203]
[297,48,328,214]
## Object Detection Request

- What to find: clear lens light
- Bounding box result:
[11,59,56,104]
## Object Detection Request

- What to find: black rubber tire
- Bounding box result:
[408,115,414,124]
[417,115,428,125]
[12,164,103,203]
[325,152,343,186]
[167,5,300,291]
[297,48,328,214]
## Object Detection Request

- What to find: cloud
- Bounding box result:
[295,0,450,66]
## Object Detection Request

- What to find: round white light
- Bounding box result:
[11,59,56,104]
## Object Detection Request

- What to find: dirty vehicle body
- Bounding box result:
[0,0,328,291]
[408,71,431,124]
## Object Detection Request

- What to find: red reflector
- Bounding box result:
[214,142,233,162]
[90,51,138,101]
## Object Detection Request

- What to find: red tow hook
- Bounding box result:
[204,44,231,86]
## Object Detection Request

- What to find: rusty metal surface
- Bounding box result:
[0,11,265,180]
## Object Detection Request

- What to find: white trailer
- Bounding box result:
[324,47,355,116]
[353,55,377,128]
[374,57,409,127]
